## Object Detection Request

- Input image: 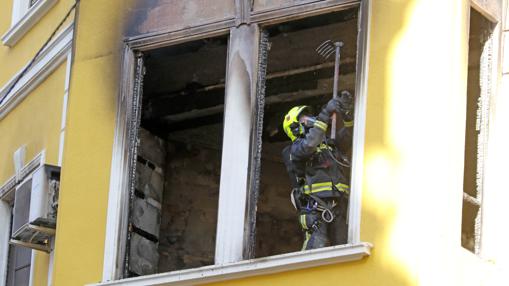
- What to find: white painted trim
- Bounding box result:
[0,201,12,286]
[2,0,58,47]
[102,1,370,282]
[348,0,371,244]
[18,151,45,184]
[52,50,72,285]
[57,52,72,166]
[215,25,259,265]
[470,0,500,23]
[57,125,66,167]
[13,145,26,179]
[46,238,55,286]
[28,250,35,286]
[470,1,502,259]
[0,24,73,120]
[0,151,45,286]
[91,243,371,286]
[11,0,28,26]
[0,177,16,202]
[0,151,45,201]
[102,47,137,282]
[0,204,36,286]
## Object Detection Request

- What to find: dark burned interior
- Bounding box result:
[256,8,358,257]
[131,35,228,276]
[128,7,359,276]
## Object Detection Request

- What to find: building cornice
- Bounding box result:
[1,0,59,47]
[0,24,73,120]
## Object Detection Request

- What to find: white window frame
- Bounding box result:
[100,0,372,285]
[0,200,12,286]
[2,0,58,47]
[461,0,502,258]
[0,151,45,286]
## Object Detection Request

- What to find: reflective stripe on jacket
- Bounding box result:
[284,119,353,198]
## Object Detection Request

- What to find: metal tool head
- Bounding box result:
[316,40,344,60]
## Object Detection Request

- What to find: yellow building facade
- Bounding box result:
[1,0,509,286]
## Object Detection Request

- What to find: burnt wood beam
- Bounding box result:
[149,58,355,100]
[144,59,356,119]
[161,86,343,124]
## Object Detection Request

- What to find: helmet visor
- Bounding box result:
[299,115,316,129]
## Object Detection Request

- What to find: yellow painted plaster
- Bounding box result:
[0,61,65,183]
[0,0,75,87]
[206,0,478,285]
[32,252,50,286]
[0,2,76,286]
[52,0,505,285]
[51,0,135,284]
[0,60,66,286]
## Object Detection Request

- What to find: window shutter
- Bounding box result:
[7,180,33,285]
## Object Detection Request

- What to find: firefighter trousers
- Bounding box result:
[299,197,348,250]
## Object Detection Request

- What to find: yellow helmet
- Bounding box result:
[283,106,309,141]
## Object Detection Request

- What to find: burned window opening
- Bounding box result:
[126,35,228,277]
[461,8,493,255]
[254,8,360,258]
[123,5,362,277]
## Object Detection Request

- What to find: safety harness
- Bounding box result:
[292,184,346,228]
[291,142,350,233]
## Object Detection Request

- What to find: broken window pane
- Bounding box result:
[255,8,359,257]
[127,35,228,276]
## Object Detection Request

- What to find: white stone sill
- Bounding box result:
[1,0,58,47]
[90,242,372,286]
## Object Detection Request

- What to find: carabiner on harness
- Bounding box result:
[316,200,337,223]
[321,208,334,223]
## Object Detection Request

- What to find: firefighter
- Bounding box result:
[282,90,353,250]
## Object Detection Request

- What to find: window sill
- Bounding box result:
[91,242,372,286]
[1,0,58,47]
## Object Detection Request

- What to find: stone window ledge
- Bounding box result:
[91,242,372,286]
[2,0,58,47]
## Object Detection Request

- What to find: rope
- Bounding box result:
[0,1,78,106]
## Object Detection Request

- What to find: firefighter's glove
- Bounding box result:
[338,90,354,122]
[318,98,341,122]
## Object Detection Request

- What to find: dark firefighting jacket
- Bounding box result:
[282,120,352,198]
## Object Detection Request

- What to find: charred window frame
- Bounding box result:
[102,0,371,284]
[461,4,498,256]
